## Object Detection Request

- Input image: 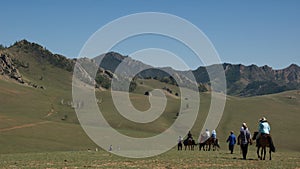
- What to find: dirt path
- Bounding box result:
[0,121,50,132]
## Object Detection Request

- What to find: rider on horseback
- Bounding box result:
[257,117,275,152]
[187,131,193,140]
[211,129,217,142]
[199,129,210,144]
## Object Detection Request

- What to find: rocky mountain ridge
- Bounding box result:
[0,40,299,96]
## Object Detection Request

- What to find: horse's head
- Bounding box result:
[252,131,259,140]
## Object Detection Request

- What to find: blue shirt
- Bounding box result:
[211,130,216,138]
[227,134,236,145]
[259,121,270,134]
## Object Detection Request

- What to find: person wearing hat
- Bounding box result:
[257,117,275,152]
[226,131,236,154]
[204,129,211,141]
[239,123,251,160]
[177,136,183,150]
[211,129,217,145]
[198,129,210,144]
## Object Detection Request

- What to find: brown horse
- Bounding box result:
[183,138,196,150]
[252,131,272,160]
[199,137,220,151]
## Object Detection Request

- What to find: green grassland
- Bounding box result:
[0,149,299,168]
[1,75,300,153]
[0,47,300,168]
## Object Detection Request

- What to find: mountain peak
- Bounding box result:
[10,39,47,55]
[13,39,40,48]
[102,51,127,61]
[287,63,299,69]
[15,39,31,45]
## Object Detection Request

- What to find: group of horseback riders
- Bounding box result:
[177,116,276,160]
[177,129,219,151]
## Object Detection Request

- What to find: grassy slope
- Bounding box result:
[1,75,299,153]
[218,91,300,151]
[0,45,299,154]
[0,46,97,153]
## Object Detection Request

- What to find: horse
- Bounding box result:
[199,137,220,151]
[183,138,196,150]
[252,131,273,160]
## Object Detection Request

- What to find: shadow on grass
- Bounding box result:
[218,154,259,161]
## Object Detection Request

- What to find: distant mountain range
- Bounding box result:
[1,39,299,96]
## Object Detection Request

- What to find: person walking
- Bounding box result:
[239,123,251,160]
[226,131,236,154]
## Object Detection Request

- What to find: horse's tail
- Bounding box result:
[266,135,276,152]
[216,139,220,148]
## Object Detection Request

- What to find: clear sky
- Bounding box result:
[1,0,299,70]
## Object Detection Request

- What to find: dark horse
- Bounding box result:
[252,131,273,160]
[199,137,220,151]
[183,138,196,150]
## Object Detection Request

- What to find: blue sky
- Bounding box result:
[1,0,299,70]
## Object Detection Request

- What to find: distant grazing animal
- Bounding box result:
[252,131,273,160]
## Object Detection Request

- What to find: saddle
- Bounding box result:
[259,133,271,141]
[257,134,271,147]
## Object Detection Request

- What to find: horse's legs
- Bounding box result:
[257,147,261,159]
[269,148,272,160]
[263,147,267,160]
[260,148,263,160]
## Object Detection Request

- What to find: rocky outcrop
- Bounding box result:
[194,63,300,96]
[0,53,24,83]
[0,52,44,89]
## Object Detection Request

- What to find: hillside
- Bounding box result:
[195,63,300,96]
[1,40,299,96]
[0,76,299,153]
[92,48,300,96]
[0,40,299,154]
